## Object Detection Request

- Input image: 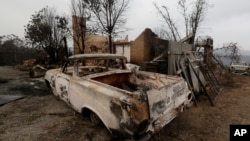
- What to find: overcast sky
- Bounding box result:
[0,0,250,50]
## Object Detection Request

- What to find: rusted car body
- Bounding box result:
[229,61,250,75]
[44,54,192,139]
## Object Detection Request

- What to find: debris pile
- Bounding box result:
[15,59,51,78]
[16,59,37,71]
[29,65,47,78]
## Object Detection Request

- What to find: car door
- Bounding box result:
[55,73,71,103]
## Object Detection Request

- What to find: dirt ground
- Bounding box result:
[0,66,250,141]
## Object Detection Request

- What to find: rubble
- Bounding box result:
[15,59,37,71]
[29,65,47,78]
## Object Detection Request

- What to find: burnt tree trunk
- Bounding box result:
[108,34,113,53]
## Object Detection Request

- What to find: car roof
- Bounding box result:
[68,53,126,60]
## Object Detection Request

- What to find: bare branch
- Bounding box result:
[154,27,173,40]
[154,3,181,41]
[178,0,190,37]
[189,0,210,44]
[214,42,241,63]
[84,0,130,53]
[155,0,211,44]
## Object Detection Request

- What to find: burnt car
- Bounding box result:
[44,54,192,140]
[229,61,250,75]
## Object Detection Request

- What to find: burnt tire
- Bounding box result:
[45,80,52,91]
[90,112,101,125]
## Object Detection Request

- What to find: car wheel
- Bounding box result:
[90,112,101,125]
[45,81,53,93]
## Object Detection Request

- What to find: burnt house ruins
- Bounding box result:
[113,29,221,106]
[72,16,221,106]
